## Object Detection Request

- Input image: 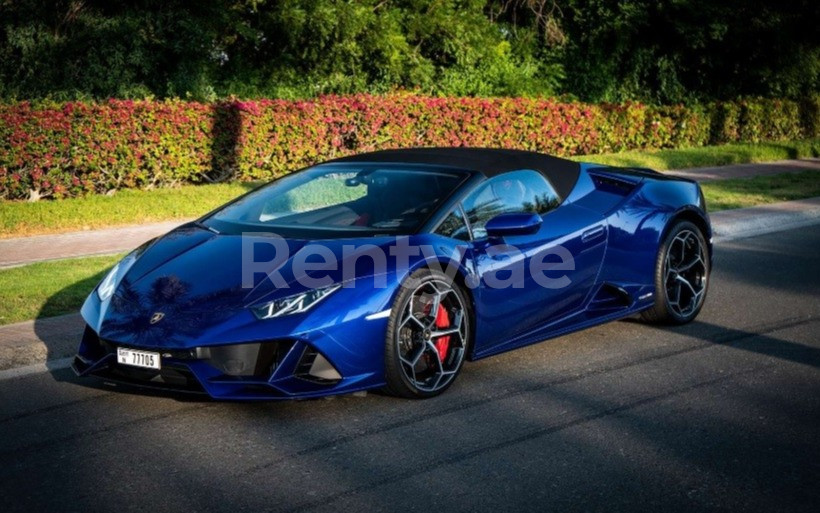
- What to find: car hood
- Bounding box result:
[96,224,408,344]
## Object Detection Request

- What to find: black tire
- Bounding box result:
[641,220,710,324]
[384,268,471,399]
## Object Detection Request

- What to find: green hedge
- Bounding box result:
[1,94,817,201]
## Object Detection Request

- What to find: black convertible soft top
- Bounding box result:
[329,147,581,200]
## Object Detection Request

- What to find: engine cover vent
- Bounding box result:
[588,171,639,196]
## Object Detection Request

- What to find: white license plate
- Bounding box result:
[117,347,161,370]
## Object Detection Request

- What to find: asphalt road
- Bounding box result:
[1,226,818,513]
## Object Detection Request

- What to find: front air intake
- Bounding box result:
[206,340,294,377]
[295,347,342,385]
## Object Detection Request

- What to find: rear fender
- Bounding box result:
[597,179,707,286]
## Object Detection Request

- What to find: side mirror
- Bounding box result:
[485,212,542,237]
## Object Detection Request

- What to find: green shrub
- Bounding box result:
[708,102,741,144]
[799,95,820,139]
[0,95,814,201]
[738,98,802,142]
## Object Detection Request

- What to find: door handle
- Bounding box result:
[581,225,605,243]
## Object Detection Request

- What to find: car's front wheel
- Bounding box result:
[384,269,470,398]
[642,220,710,324]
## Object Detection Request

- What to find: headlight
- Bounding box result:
[252,284,341,319]
[97,263,121,301]
[96,252,138,302]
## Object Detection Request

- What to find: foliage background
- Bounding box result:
[2,95,816,200]
[0,1,818,202]
[0,0,817,103]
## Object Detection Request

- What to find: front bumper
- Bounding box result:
[72,323,386,400]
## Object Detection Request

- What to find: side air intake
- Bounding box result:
[588,283,633,311]
[588,171,639,196]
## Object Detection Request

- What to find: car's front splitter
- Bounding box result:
[72,320,388,400]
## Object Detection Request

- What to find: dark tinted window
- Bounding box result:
[205,163,468,237]
[435,207,471,241]
[462,170,560,238]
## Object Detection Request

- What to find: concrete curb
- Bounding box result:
[0,357,74,381]
[0,313,84,378]
[1,196,820,380]
[710,197,820,242]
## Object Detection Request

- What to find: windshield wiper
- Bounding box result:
[193,220,220,234]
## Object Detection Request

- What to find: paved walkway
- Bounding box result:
[666,157,820,182]
[0,159,818,269]
[0,220,190,269]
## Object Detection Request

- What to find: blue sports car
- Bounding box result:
[73,148,711,400]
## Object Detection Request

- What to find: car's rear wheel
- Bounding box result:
[384,269,470,398]
[642,220,710,324]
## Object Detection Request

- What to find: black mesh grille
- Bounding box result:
[206,340,294,377]
[294,347,340,385]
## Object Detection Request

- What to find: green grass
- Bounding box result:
[1,139,819,239]
[572,139,820,170]
[0,254,122,325]
[701,170,820,211]
[0,182,257,238]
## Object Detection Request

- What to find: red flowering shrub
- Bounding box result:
[0,95,812,200]
[0,99,213,200]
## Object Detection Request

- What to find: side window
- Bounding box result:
[435,207,471,241]
[462,170,560,238]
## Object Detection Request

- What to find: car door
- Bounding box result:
[461,170,608,353]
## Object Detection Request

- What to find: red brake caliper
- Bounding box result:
[434,305,451,363]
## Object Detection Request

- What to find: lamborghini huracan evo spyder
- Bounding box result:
[73,148,711,400]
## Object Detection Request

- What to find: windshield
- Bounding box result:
[204,163,470,237]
